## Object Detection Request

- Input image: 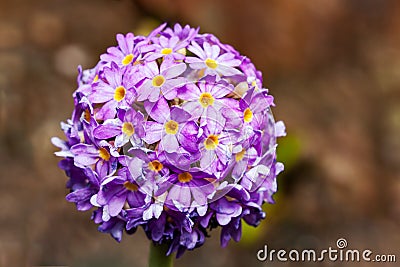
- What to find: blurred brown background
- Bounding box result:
[0,0,399,266]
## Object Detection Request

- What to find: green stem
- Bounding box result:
[148,242,173,267]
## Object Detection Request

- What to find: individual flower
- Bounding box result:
[144,35,188,61]
[91,160,148,221]
[88,62,136,120]
[65,166,100,211]
[100,33,148,67]
[230,146,259,180]
[125,148,170,193]
[198,108,234,172]
[223,87,274,130]
[75,61,105,96]
[143,97,199,153]
[92,209,126,242]
[93,108,145,148]
[137,59,187,102]
[185,41,243,77]
[70,139,119,177]
[163,24,199,42]
[178,76,236,124]
[157,167,216,215]
[240,57,263,89]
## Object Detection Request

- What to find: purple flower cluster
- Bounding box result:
[52,23,285,257]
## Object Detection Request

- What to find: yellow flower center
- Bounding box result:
[152,75,166,87]
[122,54,134,65]
[148,160,163,172]
[178,172,193,183]
[199,92,214,108]
[122,122,135,136]
[204,134,219,150]
[205,58,218,69]
[123,181,138,191]
[164,120,179,135]
[92,74,99,83]
[98,147,110,161]
[235,149,246,162]
[243,108,253,123]
[114,86,126,102]
[161,48,172,55]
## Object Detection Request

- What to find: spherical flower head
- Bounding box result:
[52,23,286,258]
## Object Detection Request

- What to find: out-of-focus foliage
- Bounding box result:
[276,134,301,171]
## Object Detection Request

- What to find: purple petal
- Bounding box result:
[168,184,191,209]
[188,41,206,58]
[220,228,231,248]
[161,78,186,100]
[185,56,204,65]
[189,62,206,70]
[127,191,145,208]
[136,80,153,102]
[274,121,286,137]
[210,44,220,58]
[108,195,126,216]
[151,215,166,241]
[144,97,170,123]
[143,122,163,144]
[158,35,169,47]
[217,53,241,66]
[143,61,160,78]
[114,133,129,147]
[71,144,98,165]
[182,101,202,118]
[222,107,242,128]
[209,83,234,98]
[190,186,207,206]
[232,160,247,180]
[205,105,225,134]
[199,212,213,228]
[200,150,215,170]
[202,42,212,57]
[96,100,118,120]
[170,106,191,123]
[147,23,167,39]
[89,85,114,103]
[214,198,242,215]
[216,213,233,226]
[51,137,69,151]
[104,65,123,88]
[126,148,149,162]
[93,124,121,139]
[147,87,161,102]
[66,188,93,203]
[161,134,179,153]
[217,64,243,76]
[231,221,242,242]
[215,144,231,165]
[178,122,199,153]
[161,62,187,79]
[97,184,123,206]
[116,33,131,53]
[177,83,201,101]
